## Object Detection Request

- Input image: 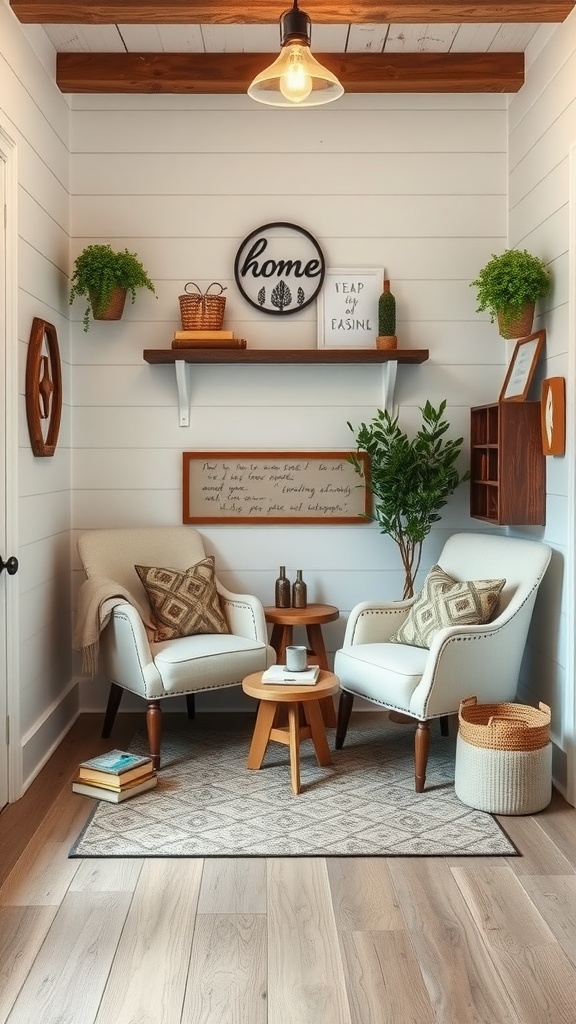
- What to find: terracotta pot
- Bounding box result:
[376,335,398,350]
[90,286,127,322]
[497,302,535,339]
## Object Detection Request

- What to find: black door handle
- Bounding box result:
[0,555,18,575]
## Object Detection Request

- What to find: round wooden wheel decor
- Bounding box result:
[25,317,62,457]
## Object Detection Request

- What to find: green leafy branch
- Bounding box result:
[348,400,470,598]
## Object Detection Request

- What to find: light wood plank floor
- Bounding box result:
[2,712,576,1024]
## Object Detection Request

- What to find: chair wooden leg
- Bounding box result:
[335,691,354,749]
[439,715,449,736]
[146,701,162,770]
[415,721,430,793]
[186,694,196,720]
[102,682,124,738]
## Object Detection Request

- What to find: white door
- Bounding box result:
[0,123,18,810]
[0,151,8,811]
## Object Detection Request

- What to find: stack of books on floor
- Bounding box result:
[262,664,320,685]
[72,749,157,803]
[171,330,247,349]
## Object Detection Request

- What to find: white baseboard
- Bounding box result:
[20,684,80,795]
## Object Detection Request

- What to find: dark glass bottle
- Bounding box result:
[275,566,291,608]
[292,569,307,609]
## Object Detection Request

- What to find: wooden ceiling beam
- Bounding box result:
[56,51,524,93]
[12,1,576,25]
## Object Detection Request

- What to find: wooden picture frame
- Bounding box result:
[541,376,566,456]
[499,330,545,402]
[183,451,370,524]
[317,267,383,349]
[25,317,62,457]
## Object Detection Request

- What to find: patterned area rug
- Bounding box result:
[69,716,517,857]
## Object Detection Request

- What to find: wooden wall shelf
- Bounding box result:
[143,347,429,426]
[143,348,428,365]
[470,401,545,525]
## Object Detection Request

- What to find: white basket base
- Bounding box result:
[455,734,552,815]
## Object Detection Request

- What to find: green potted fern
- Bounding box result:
[69,244,156,331]
[471,248,551,338]
[348,400,470,599]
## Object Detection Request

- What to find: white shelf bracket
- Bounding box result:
[381,360,398,413]
[174,360,190,427]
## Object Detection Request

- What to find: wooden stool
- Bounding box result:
[242,670,340,795]
[264,603,339,727]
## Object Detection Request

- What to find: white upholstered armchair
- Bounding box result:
[76,526,275,767]
[334,532,551,792]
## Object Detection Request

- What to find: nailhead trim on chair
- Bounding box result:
[220,596,259,634]
[350,607,410,645]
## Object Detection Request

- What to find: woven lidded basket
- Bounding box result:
[458,695,550,752]
[178,281,227,330]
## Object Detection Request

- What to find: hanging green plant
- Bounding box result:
[470,249,551,337]
[69,244,156,331]
[348,401,470,599]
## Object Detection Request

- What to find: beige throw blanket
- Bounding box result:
[74,576,153,676]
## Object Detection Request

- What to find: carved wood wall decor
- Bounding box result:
[541,376,566,456]
[25,317,62,457]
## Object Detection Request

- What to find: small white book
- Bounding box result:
[262,664,320,685]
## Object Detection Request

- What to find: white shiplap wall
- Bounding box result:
[0,3,73,791]
[508,10,576,801]
[69,91,509,714]
[4,6,575,799]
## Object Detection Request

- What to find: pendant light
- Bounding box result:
[247,0,344,108]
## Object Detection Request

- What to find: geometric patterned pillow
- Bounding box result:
[135,555,230,642]
[389,564,505,649]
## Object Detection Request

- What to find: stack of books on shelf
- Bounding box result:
[72,749,157,803]
[171,330,247,350]
[262,664,320,685]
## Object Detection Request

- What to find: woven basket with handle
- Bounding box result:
[178,282,227,330]
[458,695,550,752]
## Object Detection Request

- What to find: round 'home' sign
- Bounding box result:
[234,222,325,316]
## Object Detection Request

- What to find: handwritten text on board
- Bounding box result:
[183,452,369,524]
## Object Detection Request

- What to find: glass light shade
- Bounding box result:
[248,41,344,107]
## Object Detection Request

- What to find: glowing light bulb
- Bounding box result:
[279,46,313,103]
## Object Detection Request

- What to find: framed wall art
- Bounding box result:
[541,376,565,456]
[317,267,383,349]
[183,451,370,525]
[499,330,545,402]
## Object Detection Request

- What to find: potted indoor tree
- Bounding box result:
[348,400,470,600]
[470,248,551,338]
[69,244,156,331]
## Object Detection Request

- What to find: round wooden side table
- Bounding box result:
[264,603,340,727]
[242,670,340,795]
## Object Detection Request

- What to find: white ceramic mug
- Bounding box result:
[285,645,308,672]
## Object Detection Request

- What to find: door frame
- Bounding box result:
[567,146,576,807]
[0,119,21,801]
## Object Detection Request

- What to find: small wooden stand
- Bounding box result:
[242,670,340,795]
[264,604,339,727]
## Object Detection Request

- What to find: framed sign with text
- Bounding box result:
[317,267,383,348]
[183,451,370,524]
[499,331,545,402]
